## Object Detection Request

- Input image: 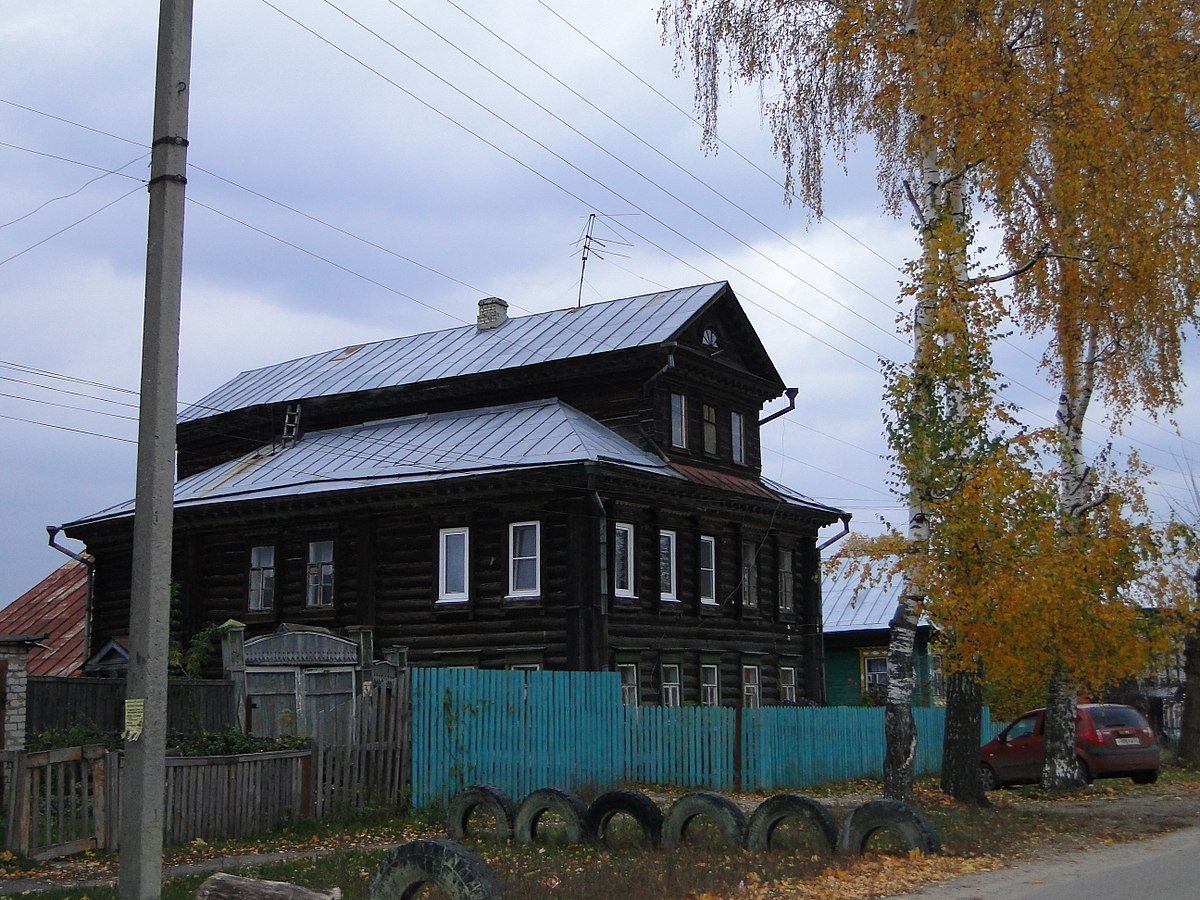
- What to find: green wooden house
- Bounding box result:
[821,558,941,707]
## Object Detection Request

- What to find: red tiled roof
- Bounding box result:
[0,561,88,676]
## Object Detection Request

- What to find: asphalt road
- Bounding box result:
[893,824,1200,900]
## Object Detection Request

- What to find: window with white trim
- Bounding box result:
[614,522,635,598]
[699,535,717,605]
[508,521,540,597]
[779,666,797,704]
[248,545,275,612]
[509,663,541,672]
[659,530,678,601]
[731,411,745,464]
[306,540,334,608]
[778,548,794,613]
[742,665,761,708]
[741,540,759,609]
[661,663,682,707]
[670,393,687,448]
[700,664,719,707]
[438,527,469,602]
[862,652,888,702]
[617,663,639,706]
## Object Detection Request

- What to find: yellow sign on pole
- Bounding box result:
[123,698,145,741]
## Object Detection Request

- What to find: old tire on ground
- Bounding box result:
[513,787,593,844]
[661,791,746,851]
[370,839,501,900]
[587,789,664,848]
[745,793,838,853]
[979,763,998,791]
[445,785,516,841]
[836,799,940,857]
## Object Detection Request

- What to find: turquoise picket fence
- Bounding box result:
[410,668,990,807]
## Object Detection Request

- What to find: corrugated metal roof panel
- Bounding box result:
[0,561,89,676]
[179,283,726,422]
[71,399,682,526]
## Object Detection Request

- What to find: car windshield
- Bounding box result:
[1089,706,1147,729]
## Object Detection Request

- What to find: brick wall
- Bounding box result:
[0,646,29,751]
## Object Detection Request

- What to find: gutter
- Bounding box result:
[816,513,852,551]
[759,387,799,426]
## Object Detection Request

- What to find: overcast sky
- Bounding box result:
[1,1,1195,607]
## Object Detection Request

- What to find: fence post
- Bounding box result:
[9,751,30,855]
[299,750,313,820]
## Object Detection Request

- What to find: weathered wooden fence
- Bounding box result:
[26,678,237,739]
[412,669,991,807]
[1,745,112,860]
[313,671,411,818]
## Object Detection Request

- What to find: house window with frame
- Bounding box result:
[659,530,678,602]
[742,665,761,708]
[862,652,888,702]
[306,540,334,608]
[617,663,639,706]
[508,521,540,597]
[438,527,469,603]
[779,666,797,704]
[731,411,745,464]
[702,404,717,455]
[508,663,541,672]
[614,522,636,598]
[700,664,719,707]
[699,535,717,605]
[248,545,275,612]
[670,393,687,449]
[741,540,759,609]
[661,663,682,707]
[778,548,794,613]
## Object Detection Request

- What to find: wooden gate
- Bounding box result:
[2,745,110,860]
[313,671,411,817]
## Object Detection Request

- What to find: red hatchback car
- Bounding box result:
[980,703,1161,790]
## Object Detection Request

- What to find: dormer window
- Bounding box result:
[702,326,720,349]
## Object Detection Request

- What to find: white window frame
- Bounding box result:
[864,653,889,688]
[508,521,541,597]
[700,664,719,707]
[699,535,717,605]
[779,666,797,704]
[508,663,541,672]
[438,527,470,603]
[617,663,639,706]
[614,522,636,598]
[659,529,678,602]
[731,411,745,464]
[248,544,275,612]
[778,548,794,613]
[670,393,687,448]
[741,540,759,609]
[661,663,682,707]
[306,540,335,608]
[742,665,761,709]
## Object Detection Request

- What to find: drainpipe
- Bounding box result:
[817,513,852,551]
[759,387,799,426]
[637,343,678,462]
[47,525,95,672]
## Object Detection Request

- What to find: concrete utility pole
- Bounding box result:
[120,2,193,898]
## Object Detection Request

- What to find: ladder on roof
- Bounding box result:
[280,402,302,449]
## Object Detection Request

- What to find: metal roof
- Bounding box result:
[0,560,89,676]
[70,399,681,526]
[180,282,730,423]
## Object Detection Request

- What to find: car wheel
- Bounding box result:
[1073,757,1093,785]
[979,763,998,791]
[1132,770,1159,785]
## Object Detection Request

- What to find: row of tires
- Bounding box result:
[446,784,940,857]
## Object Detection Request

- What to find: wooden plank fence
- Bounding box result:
[313,671,411,818]
[26,678,237,740]
[1,745,110,860]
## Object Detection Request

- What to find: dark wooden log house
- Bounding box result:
[62,282,848,706]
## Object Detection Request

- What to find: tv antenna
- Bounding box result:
[573,213,631,307]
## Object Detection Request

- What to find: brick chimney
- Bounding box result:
[477,296,508,330]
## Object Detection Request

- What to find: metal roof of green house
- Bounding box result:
[180,282,760,423]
